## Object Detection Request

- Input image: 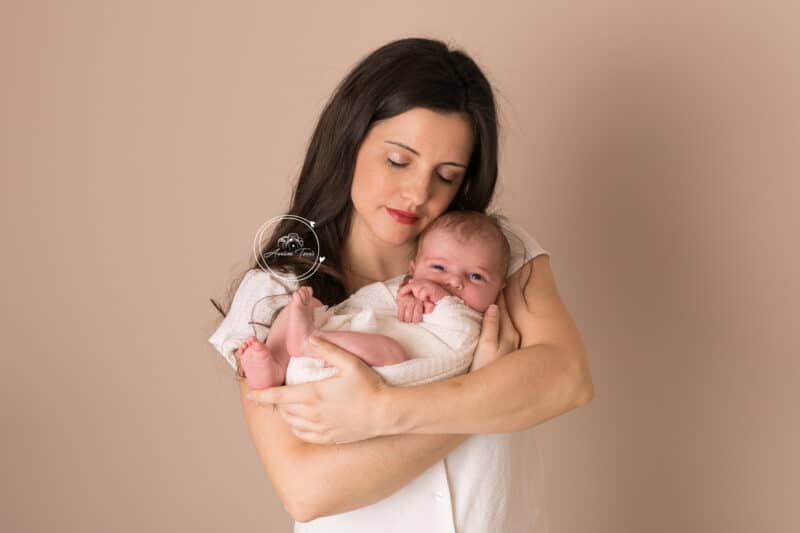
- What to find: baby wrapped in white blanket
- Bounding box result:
[286,274,483,386]
[237,211,512,390]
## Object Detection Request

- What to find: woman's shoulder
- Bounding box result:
[491,213,550,277]
[208,268,298,368]
[227,268,300,321]
[236,268,300,295]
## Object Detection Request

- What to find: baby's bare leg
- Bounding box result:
[285,285,408,366]
[239,301,293,389]
[285,286,323,357]
[315,330,409,367]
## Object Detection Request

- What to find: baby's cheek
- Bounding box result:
[462,289,483,311]
[480,286,500,308]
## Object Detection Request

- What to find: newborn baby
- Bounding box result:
[238,210,511,389]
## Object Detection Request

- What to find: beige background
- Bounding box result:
[2,1,798,532]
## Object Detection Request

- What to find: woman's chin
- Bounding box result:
[377,224,419,246]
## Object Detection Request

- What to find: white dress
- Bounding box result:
[208,216,551,533]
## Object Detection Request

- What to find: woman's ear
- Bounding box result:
[409,259,416,274]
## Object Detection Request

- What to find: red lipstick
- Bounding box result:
[386,207,419,224]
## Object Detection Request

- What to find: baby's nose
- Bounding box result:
[446,275,463,290]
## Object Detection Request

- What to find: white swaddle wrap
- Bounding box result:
[285,275,483,386]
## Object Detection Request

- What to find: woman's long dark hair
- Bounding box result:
[212,37,502,323]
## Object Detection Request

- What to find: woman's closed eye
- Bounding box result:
[386,158,455,185]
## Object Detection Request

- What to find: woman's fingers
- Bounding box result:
[247,383,317,405]
[476,304,500,354]
[469,303,500,371]
[280,402,319,422]
[304,335,361,373]
[480,303,500,347]
[279,406,324,433]
[496,292,521,354]
[290,427,329,444]
[265,335,389,443]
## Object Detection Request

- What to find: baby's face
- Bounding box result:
[410,230,506,313]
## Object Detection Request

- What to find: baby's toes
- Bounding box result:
[299,286,312,305]
[248,341,264,354]
[242,341,265,360]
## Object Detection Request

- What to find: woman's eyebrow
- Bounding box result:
[384,140,467,169]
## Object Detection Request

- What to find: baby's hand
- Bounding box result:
[396,293,434,323]
[397,278,450,304]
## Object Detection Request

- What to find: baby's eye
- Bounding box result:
[431,264,445,271]
[469,273,484,281]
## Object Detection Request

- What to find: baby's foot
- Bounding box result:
[239,336,285,389]
[285,286,319,357]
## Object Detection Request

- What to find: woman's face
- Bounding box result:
[350,107,474,246]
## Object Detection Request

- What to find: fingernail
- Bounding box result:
[487,304,498,316]
[308,335,320,346]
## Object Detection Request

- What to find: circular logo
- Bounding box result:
[252,215,325,282]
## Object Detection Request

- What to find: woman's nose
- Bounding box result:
[401,173,432,206]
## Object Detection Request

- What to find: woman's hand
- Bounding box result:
[470,291,521,372]
[245,335,390,445]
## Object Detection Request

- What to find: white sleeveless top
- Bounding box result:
[209,215,551,533]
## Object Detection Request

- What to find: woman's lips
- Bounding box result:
[386,207,419,224]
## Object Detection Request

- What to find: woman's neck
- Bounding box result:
[341,217,415,292]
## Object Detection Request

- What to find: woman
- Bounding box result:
[210,38,594,532]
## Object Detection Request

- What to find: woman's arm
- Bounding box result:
[378,254,594,435]
[238,254,590,520]
[237,294,513,522]
[239,378,467,522]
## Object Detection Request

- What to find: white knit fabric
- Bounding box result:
[286,274,483,386]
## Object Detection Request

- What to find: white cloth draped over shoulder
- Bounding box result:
[208,214,551,533]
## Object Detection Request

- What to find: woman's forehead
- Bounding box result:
[367,108,473,161]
